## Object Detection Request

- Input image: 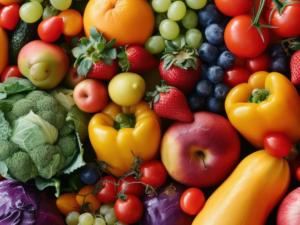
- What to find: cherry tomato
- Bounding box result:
[222,66,251,87]
[56,193,81,216]
[215,0,252,17]
[58,9,83,36]
[38,16,63,43]
[263,133,292,158]
[246,54,270,73]
[76,185,101,212]
[0,4,19,30]
[1,65,23,82]
[264,0,300,38]
[233,55,246,67]
[118,176,145,198]
[290,157,300,180]
[247,0,266,15]
[225,14,270,58]
[180,188,205,215]
[96,175,118,204]
[139,160,168,188]
[64,29,85,45]
[114,195,143,224]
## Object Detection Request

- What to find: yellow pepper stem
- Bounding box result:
[248,88,270,104]
[114,113,136,130]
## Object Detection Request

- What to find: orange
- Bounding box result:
[56,193,81,216]
[76,185,101,212]
[83,0,155,46]
[0,27,8,76]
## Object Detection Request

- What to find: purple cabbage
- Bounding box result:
[0,180,64,225]
[140,180,194,225]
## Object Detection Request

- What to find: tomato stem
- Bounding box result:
[272,0,285,8]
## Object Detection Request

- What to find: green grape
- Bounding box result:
[43,5,59,20]
[66,212,80,225]
[145,36,166,54]
[152,0,171,13]
[171,34,185,48]
[155,13,167,30]
[186,28,203,49]
[182,10,198,29]
[186,0,207,10]
[30,0,44,2]
[93,218,106,225]
[19,2,43,23]
[50,0,72,11]
[105,208,118,224]
[167,1,186,21]
[79,213,94,225]
[159,19,180,40]
[115,221,128,225]
[99,204,114,216]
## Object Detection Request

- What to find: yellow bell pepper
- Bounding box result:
[225,71,300,148]
[88,101,161,177]
[0,27,8,75]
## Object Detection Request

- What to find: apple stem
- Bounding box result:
[199,152,207,170]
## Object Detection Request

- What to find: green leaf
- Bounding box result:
[70,36,79,47]
[165,40,179,51]
[118,58,130,72]
[154,94,160,103]
[74,54,85,68]
[187,59,197,70]
[151,90,158,97]
[72,47,84,58]
[101,48,117,59]
[165,58,176,70]
[38,154,61,179]
[117,52,127,58]
[77,58,93,76]
[105,38,116,49]
[35,177,61,197]
[291,44,300,51]
[81,37,91,45]
[100,58,113,65]
[50,88,76,112]
[90,26,102,42]
[0,93,6,100]
[180,37,186,48]
[77,43,87,52]
[97,43,105,53]
[92,52,100,63]
[0,82,35,96]
[0,161,17,181]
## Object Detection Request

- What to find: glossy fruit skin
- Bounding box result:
[0,0,22,5]
[118,176,145,198]
[246,54,270,73]
[193,150,290,225]
[198,42,219,63]
[195,79,213,97]
[96,176,118,204]
[233,55,247,67]
[206,96,224,113]
[197,4,221,27]
[296,167,300,182]
[291,50,300,85]
[86,59,119,80]
[80,163,101,185]
[214,83,230,99]
[205,23,224,45]
[139,160,167,188]
[187,91,205,112]
[63,65,86,89]
[0,65,24,82]
[217,51,235,69]
[215,0,252,17]
[225,14,270,58]
[270,55,290,76]
[38,16,63,42]
[114,195,143,224]
[264,0,300,37]
[76,185,101,212]
[0,27,8,76]
[263,133,292,158]
[56,193,81,216]
[58,9,83,36]
[268,43,286,59]
[207,65,223,83]
[223,66,250,87]
[0,4,19,30]
[84,0,155,46]
[181,188,205,215]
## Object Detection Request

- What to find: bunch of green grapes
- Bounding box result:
[145,0,206,55]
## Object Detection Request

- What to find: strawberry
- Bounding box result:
[291,50,300,85]
[146,81,194,122]
[159,39,202,95]
[72,26,119,80]
[117,45,159,73]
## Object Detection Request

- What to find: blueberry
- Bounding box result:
[195,79,213,97]
[219,16,232,29]
[205,24,224,45]
[270,55,290,75]
[198,4,222,27]
[217,51,235,69]
[206,96,225,113]
[198,42,219,63]
[218,43,229,53]
[187,91,205,112]
[80,163,101,185]
[207,65,224,83]
[200,64,209,80]
[268,43,286,59]
[214,83,230,99]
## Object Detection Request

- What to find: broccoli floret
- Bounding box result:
[59,121,74,137]
[26,90,50,102]
[4,112,17,124]
[29,144,62,168]
[0,100,14,113]
[38,154,65,179]
[3,77,35,89]
[12,99,38,118]
[7,93,27,102]
[0,140,20,161]
[57,134,77,157]
[4,151,39,183]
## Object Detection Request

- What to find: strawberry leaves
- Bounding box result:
[72,26,117,76]
[117,46,130,72]
[146,80,175,108]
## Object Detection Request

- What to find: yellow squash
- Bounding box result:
[0,27,8,75]
[193,150,290,225]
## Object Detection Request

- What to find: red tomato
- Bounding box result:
[247,0,266,15]
[118,176,145,198]
[246,54,270,73]
[263,133,292,158]
[215,0,252,17]
[233,55,246,67]
[38,16,63,43]
[96,175,118,204]
[64,29,85,44]
[1,65,23,82]
[114,195,143,224]
[225,14,270,58]
[58,9,83,36]
[223,66,251,87]
[0,4,20,30]
[139,160,167,188]
[264,0,300,38]
[180,188,205,215]
[296,167,300,182]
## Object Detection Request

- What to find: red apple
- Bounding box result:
[277,187,300,225]
[161,111,240,187]
[63,65,86,89]
[73,79,109,113]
